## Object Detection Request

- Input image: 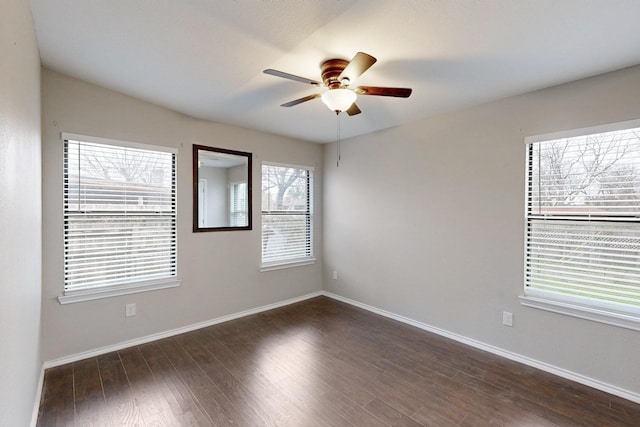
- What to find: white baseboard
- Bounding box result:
[322,291,640,405]
[30,365,45,427]
[43,291,323,369]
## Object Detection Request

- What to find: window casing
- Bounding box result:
[522,121,640,330]
[261,162,314,270]
[60,133,179,304]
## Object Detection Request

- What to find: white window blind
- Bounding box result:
[261,163,313,267]
[230,182,248,227]
[525,125,640,314]
[63,135,177,294]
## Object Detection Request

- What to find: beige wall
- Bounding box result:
[41,69,323,361]
[0,0,42,425]
[323,65,640,396]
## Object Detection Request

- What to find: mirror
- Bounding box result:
[193,144,252,232]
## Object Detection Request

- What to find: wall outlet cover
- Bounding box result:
[502,311,513,327]
[126,303,136,317]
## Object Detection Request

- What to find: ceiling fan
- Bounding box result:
[263,52,412,116]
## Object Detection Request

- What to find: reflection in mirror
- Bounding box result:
[193,144,252,231]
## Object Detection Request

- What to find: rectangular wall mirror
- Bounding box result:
[193,144,252,232]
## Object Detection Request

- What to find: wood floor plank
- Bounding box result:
[156,337,256,426]
[173,332,278,426]
[72,357,112,427]
[37,364,75,427]
[138,341,213,426]
[429,367,580,426]
[410,404,460,427]
[460,367,635,426]
[293,321,434,417]
[245,329,360,427]
[364,398,423,427]
[197,328,336,427]
[215,315,387,425]
[37,296,640,427]
[97,351,146,426]
[611,394,640,419]
[118,346,186,426]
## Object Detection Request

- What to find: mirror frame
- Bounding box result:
[193,144,252,232]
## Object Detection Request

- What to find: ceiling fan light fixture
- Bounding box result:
[321,88,357,112]
[264,52,411,116]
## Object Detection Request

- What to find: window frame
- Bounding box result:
[520,120,640,331]
[58,133,180,304]
[260,161,315,271]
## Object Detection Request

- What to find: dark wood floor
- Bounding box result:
[37,296,640,426]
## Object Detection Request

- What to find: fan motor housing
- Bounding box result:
[321,59,349,89]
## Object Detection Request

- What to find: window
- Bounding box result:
[261,163,314,270]
[59,133,179,304]
[522,121,640,330]
[230,182,248,227]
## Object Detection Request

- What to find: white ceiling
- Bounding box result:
[30,0,640,143]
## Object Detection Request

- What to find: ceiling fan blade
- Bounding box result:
[355,86,412,98]
[338,52,377,82]
[280,94,321,107]
[263,69,322,86]
[346,103,361,116]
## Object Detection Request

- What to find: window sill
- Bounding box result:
[519,294,640,332]
[260,257,316,272]
[58,278,181,304]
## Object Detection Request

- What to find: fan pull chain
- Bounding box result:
[336,111,341,168]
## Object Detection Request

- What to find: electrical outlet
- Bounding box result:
[126,303,136,317]
[502,311,513,327]
[332,270,338,280]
